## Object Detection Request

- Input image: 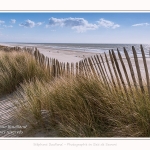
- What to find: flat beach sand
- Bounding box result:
[37,47,98,63]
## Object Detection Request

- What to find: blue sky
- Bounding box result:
[0,12,150,44]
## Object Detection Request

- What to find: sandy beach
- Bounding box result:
[37,47,98,63]
[0,43,101,63]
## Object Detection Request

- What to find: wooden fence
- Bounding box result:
[32,45,150,100]
[1,44,150,98]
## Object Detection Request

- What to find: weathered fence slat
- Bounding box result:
[67,62,70,77]
[140,44,150,99]
[71,63,74,76]
[117,50,131,87]
[81,60,88,77]
[109,50,122,90]
[124,47,138,91]
[117,49,134,99]
[76,62,79,76]
[84,58,92,76]
[93,55,105,81]
[52,59,56,78]
[63,62,66,76]
[56,60,60,77]
[59,62,62,76]
[132,46,144,93]
[100,55,112,86]
[111,50,128,97]
[78,61,82,75]
[88,57,97,76]
[91,56,100,77]
[104,53,117,89]
[96,55,111,90]
[47,58,51,76]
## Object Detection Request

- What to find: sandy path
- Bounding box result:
[0,95,20,137]
[0,95,58,137]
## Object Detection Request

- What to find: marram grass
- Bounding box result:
[14,76,150,137]
[1,50,150,137]
[0,51,51,96]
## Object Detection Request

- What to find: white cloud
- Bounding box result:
[47,17,98,33]
[19,20,44,28]
[132,23,150,26]
[11,19,16,24]
[48,17,64,27]
[97,18,120,29]
[19,20,36,28]
[46,17,120,32]
[36,22,44,26]
[0,20,5,25]
[72,24,98,33]
[112,24,120,29]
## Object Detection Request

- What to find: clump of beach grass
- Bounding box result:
[13,75,150,137]
[0,51,51,96]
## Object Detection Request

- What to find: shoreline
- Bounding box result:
[0,43,101,63]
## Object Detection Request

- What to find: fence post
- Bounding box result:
[109,50,122,90]
[117,49,134,99]
[76,62,78,76]
[81,60,88,77]
[141,45,150,98]
[104,53,117,89]
[132,46,144,93]
[67,62,70,77]
[88,57,97,77]
[111,50,128,97]
[70,63,73,76]
[84,58,92,76]
[53,59,56,78]
[95,55,111,88]
[124,47,138,91]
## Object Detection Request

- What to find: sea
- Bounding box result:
[1,43,150,57]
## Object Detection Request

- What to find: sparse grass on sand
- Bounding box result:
[1,50,150,137]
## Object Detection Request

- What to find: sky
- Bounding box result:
[0,12,150,44]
